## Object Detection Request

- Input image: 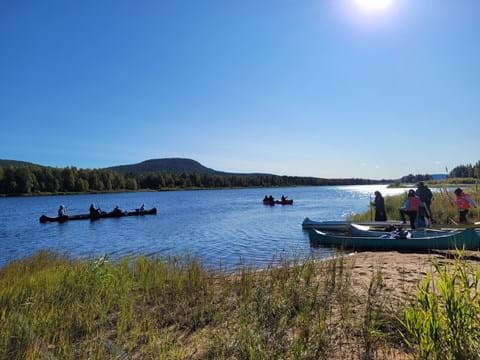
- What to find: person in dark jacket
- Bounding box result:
[371,191,387,221]
[416,182,434,221]
[58,205,67,217]
[89,204,100,217]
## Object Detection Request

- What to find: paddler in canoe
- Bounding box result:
[58,205,67,217]
[110,206,124,217]
[89,204,103,217]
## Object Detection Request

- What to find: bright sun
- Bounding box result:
[354,0,394,12]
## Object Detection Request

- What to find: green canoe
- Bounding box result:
[307,228,480,251]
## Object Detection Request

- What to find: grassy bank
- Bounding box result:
[350,187,480,224]
[2,252,480,358]
[0,252,402,359]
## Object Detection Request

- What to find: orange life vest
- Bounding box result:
[407,196,420,211]
[456,193,471,211]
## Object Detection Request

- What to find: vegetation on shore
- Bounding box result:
[0,164,386,196]
[388,177,479,189]
[2,251,480,359]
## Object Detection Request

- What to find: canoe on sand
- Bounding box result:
[307,228,480,251]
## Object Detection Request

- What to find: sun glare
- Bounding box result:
[354,0,394,13]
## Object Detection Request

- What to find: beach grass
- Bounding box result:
[0,251,409,359]
[2,250,480,358]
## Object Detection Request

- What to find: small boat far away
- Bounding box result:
[263,199,294,206]
[39,208,157,224]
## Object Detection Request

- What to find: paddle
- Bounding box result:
[369,193,373,222]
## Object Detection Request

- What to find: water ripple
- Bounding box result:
[0,185,404,270]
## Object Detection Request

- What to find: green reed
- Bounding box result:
[0,251,407,359]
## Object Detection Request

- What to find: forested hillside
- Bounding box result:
[0,164,384,195]
[449,161,480,178]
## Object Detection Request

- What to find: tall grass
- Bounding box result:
[0,252,406,359]
[400,255,480,359]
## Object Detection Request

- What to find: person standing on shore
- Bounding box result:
[399,190,420,229]
[371,191,387,221]
[453,188,477,224]
[416,182,434,222]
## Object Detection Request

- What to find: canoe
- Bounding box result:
[302,218,405,231]
[263,199,294,206]
[39,208,157,223]
[302,218,480,231]
[307,228,480,251]
[348,223,452,238]
[275,199,293,205]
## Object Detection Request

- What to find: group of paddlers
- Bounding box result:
[371,182,477,229]
[263,195,288,202]
[57,203,145,217]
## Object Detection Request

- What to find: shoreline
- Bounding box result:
[0,182,391,198]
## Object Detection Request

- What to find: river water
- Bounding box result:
[0,185,406,269]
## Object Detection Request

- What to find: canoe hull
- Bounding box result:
[308,228,480,251]
[302,218,404,231]
[39,208,157,223]
[263,200,294,206]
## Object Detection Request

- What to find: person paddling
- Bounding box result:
[399,190,420,229]
[453,188,477,224]
[58,205,67,217]
[89,204,100,217]
[112,206,123,216]
[371,191,387,221]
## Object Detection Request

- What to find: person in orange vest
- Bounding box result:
[399,189,420,229]
[453,188,477,224]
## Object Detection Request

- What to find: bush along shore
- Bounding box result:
[2,250,480,359]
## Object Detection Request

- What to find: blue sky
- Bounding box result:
[1,0,479,178]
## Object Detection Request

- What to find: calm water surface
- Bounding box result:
[0,185,406,269]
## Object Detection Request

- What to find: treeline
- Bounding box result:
[0,165,384,195]
[449,161,480,179]
[400,174,433,183]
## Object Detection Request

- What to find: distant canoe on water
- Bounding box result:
[39,208,157,223]
[263,199,294,206]
[307,228,480,251]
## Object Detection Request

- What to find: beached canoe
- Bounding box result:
[348,223,453,238]
[39,208,157,223]
[302,218,405,231]
[307,228,480,250]
[303,218,480,231]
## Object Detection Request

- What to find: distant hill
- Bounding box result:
[106,158,225,175]
[0,159,42,168]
